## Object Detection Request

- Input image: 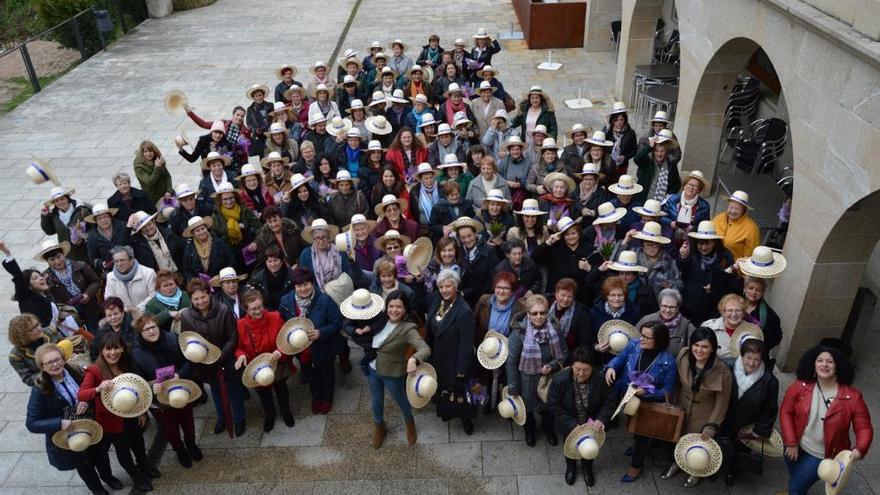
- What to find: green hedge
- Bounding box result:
[173,0,216,11]
[33,0,102,54]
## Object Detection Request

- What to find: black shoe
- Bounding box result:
[281,411,295,427]
[624,445,634,456]
[185,440,203,462]
[263,415,276,433]
[138,462,161,479]
[213,418,226,435]
[234,421,246,437]
[564,459,578,486]
[546,432,558,446]
[581,460,595,487]
[102,477,123,490]
[524,413,536,447]
[540,412,558,445]
[174,447,192,468]
[461,418,474,436]
[133,475,153,492]
[339,357,352,374]
[90,487,110,495]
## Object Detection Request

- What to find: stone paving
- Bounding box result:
[0,0,877,494]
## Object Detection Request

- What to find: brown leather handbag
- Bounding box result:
[627,400,685,443]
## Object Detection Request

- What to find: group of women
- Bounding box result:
[6,31,871,495]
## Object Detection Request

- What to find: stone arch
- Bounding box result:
[614,0,664,102]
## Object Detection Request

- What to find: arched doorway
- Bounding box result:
[614,0,664,102]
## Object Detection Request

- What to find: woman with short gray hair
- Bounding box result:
[103,245,157,311]
[107,171,156,224]
[634,288,695,356]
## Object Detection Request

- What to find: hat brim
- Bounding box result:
[182,216,214,238]
[245,85,271,100]
[405,237,433,276]
[200,155,233,171]
[374,198,409,218]
[345,105,366,114]
[556,216,582,234]
[514,205,547,216]
[631,206,667,218]
[674,434,723,477]
[632,231,671,245]
[209,272,248,287]
[132,212,160,234]
[210,188,241,200]
[477,67,500,78]
[739,425,784,458]
[729,324,764,358]
[586,138,614,147]
[155,378,203,408]
[275,65,297,80]
[687,231,723,240]
[277,317,315,355]
[450,217,484,234]
[563,423,606,460]
[44,188,76,208]
[340,292,385,320]
[609,106,629,115]
[302,223,341,244]
[35,241,72,262]
[51,419,103,451]
[824,450,855,495]
[178,331,222,364]
[592,207,627,225]
[342,219,377,233]
[417,119,437,128]
[724,196,754,210]
[365,119,393,135]
[242,353,278,388]
[597,320,639,355]
[338,58,363,72]
[607,183,644,195]
[574,169,605,179]
[477,331,509,370]
[611,385,640,421]
[100,373,153,418]
[608,261,648,273]
[565,127,591,139]
[738,252,787,278]
[500,386,526,426]
[406,362,438,409]
[283,87,305,100]
[326,120,354,137]
[375,233,413,251]
[542,173,576,196]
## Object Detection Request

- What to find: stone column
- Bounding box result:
[614,0,663,102]
[584,0,623,52]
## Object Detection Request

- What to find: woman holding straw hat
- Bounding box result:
[712,190,760,260]
[26,237,103,329]
[178,120,235,171]
[370,165,410,217]
[281,174,326,231]
[469,28,501,77]
[779,344,872,495]
[275,64,304,104]
[430,181,476,240]
[511,86,558,141]
[130,314,202,468]
[574,162,611,226]
[27,343,117,494]
[133,140,173,204]
[602,102,638,175]
[478,188,514,247]
[507,199,549,254]
[77,333,157,492]
[618,221,682,298]
[244,84,273,158]
[40,187,92,263]
[539,172,578,231]
[264,155,294,202]
[588,277,641,352]
[525,137,566,196]
[374,193,420,240]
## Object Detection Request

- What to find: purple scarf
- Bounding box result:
[518,319,565,374]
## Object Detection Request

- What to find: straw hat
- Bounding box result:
[414,162,436,178]
[175,182,197,199]
[242,353,278,388]
[514,198,547,217]
[688,220,723,240]
[406,362,438,409]
[452,112,472,128]
[100,373,152,418]
[651,128,676,146]
[181,216,213,238]
[344,127,363,141]
[178,331,221,364]
[340,288,385,320]
[67,353,92,371]
[410,93,429,106]
[343,213,377,233]
[25,157,59,185]
[575,162,604,179]
[283,85,306,101]
[335,230,356,259]
[275,64,297,80]
[738,246,787,279]
[277,317,313,355]
[528,85,545,96]
[438,153,466,170]
[674,434,723,477]
[607,175,643,195]
[341,75,359,89]
[374,229,412,250]
[476,80,497,94]
[503,136,525,151]
[368,92,387,108]
[366,41,384,52]
[446,82,463,95]
[497,386,526,426]
[210,182,241,201]
[563,423,606,460]
[302,218,340,244]
[477,65,499,78]
[491,109,509,126]
[163,89,188,115]
[725,190,753,210]
[477,330,508,370]
[632,221,671,245]
[51,419,103,452]
[43,186,76,207]
[372,51,388,63]
[449,216,484,234]
[683,170,710,191]
[313,83,332,100]
[326,117,353,137]
[609,250,647,273]
[598,319,639,354]
[818,450,856,495]
[34,238,71,262]
[200,151,232,171]
[331,169,359,185]
[290,173,312,191]
[729,324,764,358]
[404,237,433,276]
[388,89,408,104]
[539,137,558,151]
[345,99,365,115]
[542,172,575,196]
[738,424,784,458]
[365,115,393,135]
[473,27,492,39]
[339,56,362,72]
[482,189,511,208]
[585,130,613,147]
[154,378,202,409]
[609,101,628,114]
[592,202,627,225]
[129,211,158,235]
[407,64,433,83]
[269,101,293,118]
[651,110,670,124]
[260,151,290,169]
[210,267,248,287]
[245,84,270,100]
[309,61,328,75]
[565,123,591,139]
[366,140,384,153]
[533,124,549,137]
[632,199,667,218]
[453,38,466,47]
[391,38,407,51]
[417,113,437,128]
[436,123,453,136]
[555,216,581,234]
[374,194,408,218]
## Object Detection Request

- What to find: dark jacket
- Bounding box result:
[107,188,156,224]
[677,245,734,324]
[3,256,55,326]
[551,300,593,356]
[254,219,303,268]
[278,288,343,364]
[573,187,612,226]
[89,312,138,360]
[43,260,101,307]
[178,134,233,166]
[747,300,783,352]
[246,101,274,156]
[168,203,215,236]
[659,193,711,231]
[601,124,638,172]
[511,101,558,140]
[469,40,502,71]
[131,224,186,271]
[560,143,591,173]
[633,145,682,203]
[40,201,92,262]
[131,331,194,382]
[181,235,236,281]
[426,293,475,394]
[325,190,370,228]
[532,240,597,305]
[214,284,253,321]
[493,257,542,299]
[547,368,616,437]
[197,172,238,205]
[721,362,778,439]
[428,198,475,239]
[210,203,262,248]
[178,300,238,382]
[427,139,467,168]
[248,266,294,311]
[85,220,131,269]
[408,183,446,226]
[459,241,498,307]
[588,300,641,362]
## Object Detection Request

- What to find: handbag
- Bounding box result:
[435,390,480,419]
[627,400,685,443]
[537,366,568,403]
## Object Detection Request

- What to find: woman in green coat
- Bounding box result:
[133,141,174,204]
[511,86,558,141]
[143,270,191,333]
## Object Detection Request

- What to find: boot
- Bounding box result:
[405,418,417,446]
[138,461,161,479]
[524,413,537,447]
[581,459,595,487]
[564,458,578,486]
[263,414,275,433]
[234,421,246,437]
[280,409,295,427]
[372,422,386,449]
[185,439,203,462]
[213,418,225,435]
[339,354,352,374]
[540,411,558,446]
[129,471,153,493]
[173,446,192,468]
[101,476,123,490]
[461,418,474,436]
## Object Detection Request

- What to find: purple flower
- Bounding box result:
[627,371,656,394]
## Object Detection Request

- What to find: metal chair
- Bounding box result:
[610,21,622,58]
[733,118,788,175]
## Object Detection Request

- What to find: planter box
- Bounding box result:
[513,0,587,48]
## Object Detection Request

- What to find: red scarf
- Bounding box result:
[444,99,466,126]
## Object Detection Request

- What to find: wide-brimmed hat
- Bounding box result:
[477,330,508,370]
[476,65,499,79]
[128,211,158,235]
[482,189,511,208]
[738,424,784,457]
[343,213,377,233]
[345,99,366,115]
[818,450,856,495]
[340,288,385,320]
[43,186,76,207]
[155,378,202,408]
[611,383,643,421]
[313,83,332,99]
[242,353,278,388]
[200,151,232,171]
[539,137,558,151]
[446,82,463,96]
[609,250,647,273]
[592,202,626,225]
[407,64,433,83]
[436,123,453,136]
[302,218,340,244]
[514,198,547,217]
[438,153,465,170]
[586,130,613,147]
[498,386,526,426]
[528,85,545,96]
[100,373,152,418]
[372,51,389,63]
[335,230,356,259]
[651,110,670,124]
[418,113,437,128]
[339,56,362,72]
[326,116,353,137]
[729,323,764,358]
[476,80,497,94]
[277,317,314,355]
[374,229,412,250]
[390,38,407,51]
[632,199,667,218]
[452,111,472,128]
[473,27,492,39]
[674,434,723,478]
[290,173,312,191]
[533,124,548,137]
[555,216,581,234]
[406,362,438,409]
[163,89,188,116]
[210,267,247,287]
[414,162,436,178]
[388,89,408,104]
[269,102,293,119]
[308,60,328,75]
[283,85,306,101]
[450,216,484,234]
[651,128,676,147]
[739,246,787,278]
[453,38,466,47]
[725,190,753,210]
[366,41,384,52]
[51,419,103,452]
[608,175,643,195]
[331,169,360,185]
[366,140,384,153]
[26,157,60,185]
[374,194,408,218]
[260,151,290,169]
[404,237,433,276]
[341,75,359,89]
[563,423,606,460]
[503,135,525,151]
[344,127,363,141]
[178,331,222,364]
[275,64,297,80]
[688,220,723,240]
[598,319,639,354]
[365,115,393,135]
[368,93,387,109]
[565,123,591,139]
[175,183,197,199]
[682,170,710,191]
[236,163,263,183]
[181,215,213,238]
[245,84,270,100]
[410,94,430,106]
[575,162,604,179]
[491,109,509,126]
[34,238,71,262]
[632,221,671,245]
[210,182,240,200]
[543,172,575,195]
[609,101,628,115]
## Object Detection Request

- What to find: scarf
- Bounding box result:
[220,203,244,245]
[488,295,514,336]
[518,319,565,374]
[53,369,80,406]
[647,161,670,202]
[661,312,682,332]
[345,146,362,175]
[466,244,479,263]
[312,247,341,290]
[578,181,599,205]
[246,187,266,212]
[550,301,574,338]
[734,357,764,398]
[626,279,641,304]
[294,289,314,316]
[444,100,466,127]
[426,46,440,64]
[677,193,699,225]
[144,228,177,272]
[227,122,241,146]
[317,100,332,117]
[418,184,439,221]
[51,259,82,298]
[155,287,183,308]
[112,260,139,283]
[409,108,425,129]
[604,302,624,319]
[540,193,573,225]
[194,236,213,272]
[699,252,718,272]
[381,280,399,300]
[58,206,74,226]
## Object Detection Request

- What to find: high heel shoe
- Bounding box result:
[683,475,701,487]
[620,467,641,483]
[661,464,680,480]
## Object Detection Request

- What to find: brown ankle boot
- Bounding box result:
[405,418,417,446]
[372,422,385,449]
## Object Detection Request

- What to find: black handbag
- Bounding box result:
[435,390,480,419]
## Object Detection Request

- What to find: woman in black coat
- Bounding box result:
[547,346,615,487]
[677,228,735,325]
[180,217,236,282]
[429,182,476,240]
[742,276,783,353]
[602,107,638,175]
[492,238,542,299]
[531,219,598,305]
[1,242,56,326]
[720,338,779,486]
[426,269,476,435]
[107,173,156,224]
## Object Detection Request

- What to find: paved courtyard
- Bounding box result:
[0,0,877,493]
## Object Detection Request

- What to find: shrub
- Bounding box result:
[33,0,103,54]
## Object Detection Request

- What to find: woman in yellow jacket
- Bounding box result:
[712,190,759,260]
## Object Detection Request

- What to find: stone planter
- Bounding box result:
[146,0,173,18]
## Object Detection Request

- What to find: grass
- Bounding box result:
[1,64,77,114]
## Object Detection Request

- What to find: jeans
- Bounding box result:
[784,447,822,495]
[207,363,246,424]
[367,367,412,424]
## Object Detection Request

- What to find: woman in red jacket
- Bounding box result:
[234,290,294,432]
[77,332,155,493]
[779,344,872,495]
[385,127,428,187]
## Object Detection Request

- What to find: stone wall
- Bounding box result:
[584,0,622,51]
[799,0,880,40]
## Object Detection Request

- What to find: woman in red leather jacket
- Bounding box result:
[779,344,872,495]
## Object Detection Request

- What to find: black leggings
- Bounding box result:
[631,434,651,469]
[98,419,148,479]
[256,379,292,416]
[308,360,336,403]
[73,444,113,490]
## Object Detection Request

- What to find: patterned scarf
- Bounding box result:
[661,312,682,332]
[294,289,314,316]
[194,236,213,272]
[220,203,244,245]
[312,246,341,290]
[444,100,466,128]
[648,162,669,202]
[699,252,718,272]
[144,228,177,272]
[419,184,439,221]
[540,193,573,225]
[518,318,565,374]
[550,301,574,338]
[677,193,698,225]
[227,122,241,145]
[604,302,624,318]
[51,259,81,298]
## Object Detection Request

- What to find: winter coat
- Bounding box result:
[633,145,681,203]
[89,312,139,360]
[3,257,56,326]
[525,159,570,194]
[675,347,732,434]
[41,201,92,262]
[635,311,696,357]
[659,193,711,231]
[721,361,778,439]
[712,212,760,260]
[428,199,475,239]
[470,97,506,138]
[505,316,568,411]
[677,246,734,324]
[10,330,61,386]
[427,139,468,168]
[325,190,369,228]
[459,241,498,307]
[234,310,285,361]
[425,293,475,395]
[143,291,192,333]
[532,241,598,305]
[493,257,542,298]
[85,220,131,269]
[606,340,677,399]
[107,188,156,225]
[254,219,303,268]
[601,124,637,173]
[465,174,510,212]
[168,202,215,237]
[278,288,343,364]
[239,186,276,215]
[511,101,558,140]
[178,301,238,382]
[77,365,127,433]
[131,331,194,382]
[133,157,173,203]
[43,260,101,308]
[103,263,157,312]
[372,321,431,377]
[130,225,186,272]
[548,368,615,437]
[211,203,262,248]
